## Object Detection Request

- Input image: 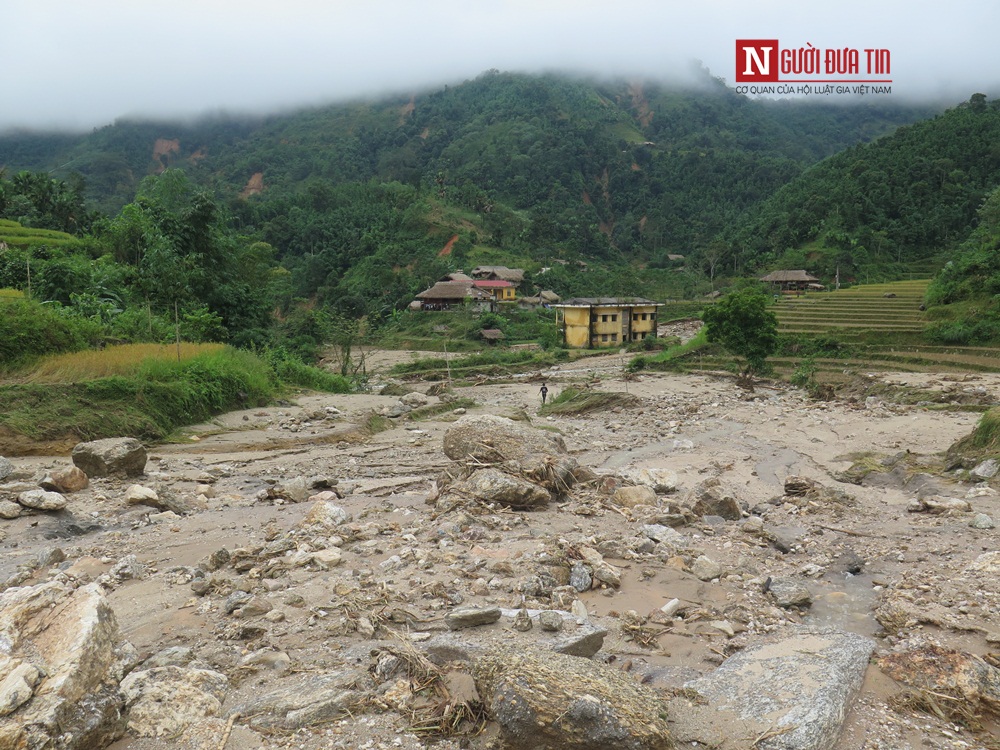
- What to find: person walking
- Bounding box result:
[539,382,549,405]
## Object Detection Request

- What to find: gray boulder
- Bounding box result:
[0,457,13,481]
[0,581,136,749]
[443,414,566,464]
[72,437,147,477]
[445,606,502,630]
[228,669,370,730]
[684,631,874,750]
[446,468,551,509]
[473,645,673,750]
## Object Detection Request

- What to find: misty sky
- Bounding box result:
[4,0,997,131]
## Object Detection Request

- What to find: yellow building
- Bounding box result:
[473,279,516,301]
[552,298,663,348]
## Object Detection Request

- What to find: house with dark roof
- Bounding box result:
[479,328,505,345]
[517,290,561,309]
[759,270,819,291]
[551,297,663,348]
[413,281,495,311]
[470,266,525,285]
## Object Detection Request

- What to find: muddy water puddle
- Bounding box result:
[805,573,880,636]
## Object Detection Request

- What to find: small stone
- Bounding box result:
[17,489,67,511]
[709,620,735,637]
[512,608,533,632]
[970,513,996,530]
[569,562,592,592]
[0,500,22,519]
[642,524,684,547]
[0,457,13,481]
[970,459,1000,480]
[740,516,764,535]
[236,596,273,618]
[40,466,89,494]
[0,662,42,716]
[539,610,564,631]
[691,555,724,581]
[224,591,252,614]
[612,485,658,508]
[125,485,159,507]
[768,577,812,608]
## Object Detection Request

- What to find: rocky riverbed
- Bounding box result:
[1,352,999,749]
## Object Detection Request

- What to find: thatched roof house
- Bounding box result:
[480,328,505,343]
[414,281,494,310]
[470,266,525,284]
[759,270,819,290]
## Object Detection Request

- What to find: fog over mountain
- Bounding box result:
[4,0,998,131]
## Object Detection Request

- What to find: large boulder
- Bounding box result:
[684,631,874,750]
[876,644,1000,716]
[444,414,566,464]
[443,468,552,510]
[473,645,673,750]
[121,665,229,737]
[0,581,136,749]
[72,438,147,478]
[228,669,370,731]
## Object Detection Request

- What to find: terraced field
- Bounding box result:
[686,279,1000,378]
[775,279,930,334]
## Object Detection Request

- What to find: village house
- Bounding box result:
[439,271,473,282]
[551,297,662,348]
[469,266,525,287]
[759,270,821,292]
[472,278,516,302]
[517,290,561,309]
[411,281,495,311]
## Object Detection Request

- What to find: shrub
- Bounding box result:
[0,297,94,370]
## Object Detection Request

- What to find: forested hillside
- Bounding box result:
[2,70,936,263]
[7,70,1000,357]
[728,94,1000,281]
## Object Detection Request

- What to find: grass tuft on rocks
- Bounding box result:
[539,386,639,416]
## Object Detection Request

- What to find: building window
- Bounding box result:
[611,334,618,342]
[601,314,608,322]
[591,314,598,322]
[601,334,608,342]
[611,314,617,322]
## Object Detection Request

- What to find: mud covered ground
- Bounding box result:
[2,351,999,749]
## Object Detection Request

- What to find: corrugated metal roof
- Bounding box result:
[552,297,662,308]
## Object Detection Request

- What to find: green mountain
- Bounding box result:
[1,70,937,264]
